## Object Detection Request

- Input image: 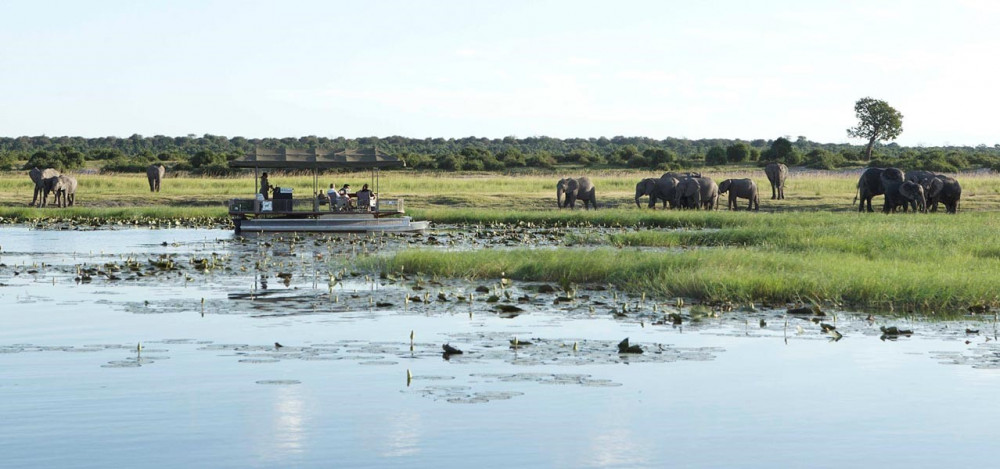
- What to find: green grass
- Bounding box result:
[366,211,1000,313]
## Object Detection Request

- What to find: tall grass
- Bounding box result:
[366,211,1000,312]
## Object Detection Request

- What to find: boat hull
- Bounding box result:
[235,215,429,233]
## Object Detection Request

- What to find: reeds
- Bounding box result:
[368,211,1000,313]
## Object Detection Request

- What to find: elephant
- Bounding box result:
[879,168,906,214]
[29,167,60,207]
[147,164,165,192]
[674,177,701,209]
[718,178,759,211]
[764,162,788,200]
[696,177,719,210]
[557,177,597,210]
[884,180,925,213]
[905,170,936,185]
[854,167,886,212]
[634,176,679,209]
[930,175,961,213]
[50,175,78,207]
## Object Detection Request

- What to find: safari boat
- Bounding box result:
[227,148,429,233]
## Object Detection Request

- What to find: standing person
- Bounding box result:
[259,172,272,200]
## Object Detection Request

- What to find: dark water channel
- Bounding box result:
[1,227,999,468]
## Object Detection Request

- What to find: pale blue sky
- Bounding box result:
[1,0,996,145]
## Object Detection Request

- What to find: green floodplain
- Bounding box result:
[3,169,1000,315]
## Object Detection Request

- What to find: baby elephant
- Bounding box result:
[51,175,78,207]
[718,178,759,211]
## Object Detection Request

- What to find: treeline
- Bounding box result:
[1,134,999,173]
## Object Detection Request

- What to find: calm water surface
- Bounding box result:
[1,227,998,468]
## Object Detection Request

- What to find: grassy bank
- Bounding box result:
[367,211,1000,313]
[4,169,1000,212]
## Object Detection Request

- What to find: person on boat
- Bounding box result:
[259,172,272,200]
[339,184,354,209]
[327,183,341,211]
[357,183,375,211]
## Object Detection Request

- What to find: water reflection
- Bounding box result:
[252,385,306,461]
[4,226,1000,467]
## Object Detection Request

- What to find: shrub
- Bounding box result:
[804,149,846,170]
[705,146,727,165]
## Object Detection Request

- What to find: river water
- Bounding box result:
[1,227,998,468]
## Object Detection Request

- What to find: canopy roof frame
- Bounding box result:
[228,147,405,170]
[231,147,397,209]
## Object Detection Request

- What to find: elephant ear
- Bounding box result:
[899,182,920,200]
[718,179,730,193]
[927,178,944,199]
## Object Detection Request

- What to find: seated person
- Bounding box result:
[357,184,375,211]
[326,184,340,211]
[338,184,354,209]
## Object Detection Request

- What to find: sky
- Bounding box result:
[1,0,997,146]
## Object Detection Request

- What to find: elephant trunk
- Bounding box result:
[557,188,564,209]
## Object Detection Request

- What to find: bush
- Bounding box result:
[102,156,153,173]
[726,143,751,163]
[437,154,464,171]
[804,149,846,170]
[190,150,226,168]
[526,151,556,169]
[192,163,234,176]
[627,155,651,168]
[463,158,485,171]
[0,152,19,171]
[497,147,526,167]
[399,152,435,169]
[705,146,727,165]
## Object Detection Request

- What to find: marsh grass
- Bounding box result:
[368,211,1000,313]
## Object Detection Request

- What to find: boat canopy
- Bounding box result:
[229,148,405,170]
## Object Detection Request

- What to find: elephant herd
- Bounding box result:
[855,167,961,214]
[631,163,788,212]
[27,163,166,208]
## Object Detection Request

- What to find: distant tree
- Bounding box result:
[55,146,85,170]
[189,150,226,168]
[705,146,727,165]
[613,144,640,163]
[804,149,846,170]
[526,151,556,169]
[643,148,676,167]
[88,148,126,160]
[0,151,18,170]
[725,142,751,163]
[24,150,61,170]
[437,154,463,171]
[847,97,903,161]
[496,147,526,167]
[761,137,801,165]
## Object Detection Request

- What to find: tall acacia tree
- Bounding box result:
[847,97,903,161]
